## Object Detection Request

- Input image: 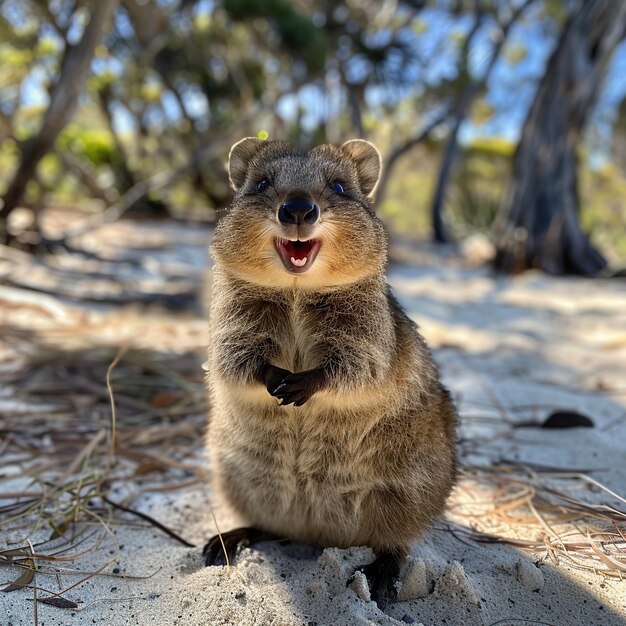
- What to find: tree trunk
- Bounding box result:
[493,0,626,276]
[0,0,118,244]
[430,109,465,243]
[429,0,536,244]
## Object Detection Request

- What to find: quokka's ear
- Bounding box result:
[340,139,382,198]
[228,137,265,191]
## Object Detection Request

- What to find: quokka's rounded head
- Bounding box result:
[211,138,388,289]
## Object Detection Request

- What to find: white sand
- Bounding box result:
[2,236,626,626]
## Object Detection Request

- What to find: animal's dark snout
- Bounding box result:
[278,199,320,225]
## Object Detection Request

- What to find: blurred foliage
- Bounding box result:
[379,140,626,264]
[0,0,624,263]
[58,125,117,166]
[224,0,327,72]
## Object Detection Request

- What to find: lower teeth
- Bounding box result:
[291,257,307,267]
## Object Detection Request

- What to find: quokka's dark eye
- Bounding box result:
[333,181,345,194]
[255,179,270,192]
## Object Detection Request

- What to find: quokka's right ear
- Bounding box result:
[340,139,382,199]
[228,137,265,191]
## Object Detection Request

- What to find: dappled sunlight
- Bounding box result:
[2,0,626,622]
[1,219,624,624]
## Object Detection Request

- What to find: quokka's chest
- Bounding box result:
[266,299,325,372]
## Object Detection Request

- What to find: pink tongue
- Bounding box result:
[285,241,312,261]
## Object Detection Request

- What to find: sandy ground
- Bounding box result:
[1,226,626,626]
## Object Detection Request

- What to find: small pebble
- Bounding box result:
[397,557,433,600]
[516,558,544,591]
[435,561,480,605]
[347,570,371,602]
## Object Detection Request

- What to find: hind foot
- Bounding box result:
[348,550,402,609]
[203,526,282,566]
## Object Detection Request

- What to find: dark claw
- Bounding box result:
[202,527,254,566]
[203,527,280,567]
[347,551,402,609]
[270,369,325,406]
[264,365,292,396]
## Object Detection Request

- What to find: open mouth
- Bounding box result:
[275,238,321,274]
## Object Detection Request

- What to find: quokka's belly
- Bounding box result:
[223,462,370,547]
[214,408,377,546]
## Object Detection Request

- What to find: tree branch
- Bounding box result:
[1,0,119,243]
[375,104,451,206]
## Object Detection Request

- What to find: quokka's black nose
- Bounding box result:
[278,199,320,225]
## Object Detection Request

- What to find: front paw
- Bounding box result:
[271,368,325,406]
[264,365,292,397]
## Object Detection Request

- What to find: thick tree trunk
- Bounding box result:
[0,0,118,244]
[493,0,626,276]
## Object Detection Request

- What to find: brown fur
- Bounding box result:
[206,138,457,559]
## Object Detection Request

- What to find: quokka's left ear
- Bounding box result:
[340,139,382,199]
[228,137,265,191]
